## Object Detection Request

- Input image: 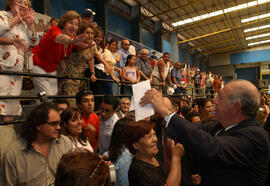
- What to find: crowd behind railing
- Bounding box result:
[0,1,270,186]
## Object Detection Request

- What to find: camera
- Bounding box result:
[37,91,49,103]
[107,164,116,186]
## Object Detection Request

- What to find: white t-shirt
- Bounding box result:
[71,138,93,152]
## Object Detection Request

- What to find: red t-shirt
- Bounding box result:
[32,26,74,72]
[213,79,220,92]
[82,113,100,150]
[150,59,156,68]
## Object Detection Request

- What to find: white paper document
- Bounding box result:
[129,96,135,111]
[132,80,154,121]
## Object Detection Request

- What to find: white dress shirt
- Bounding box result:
[98,113,119,154]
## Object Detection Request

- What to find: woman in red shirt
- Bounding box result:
[31,10,89,95]
[213,74,220,97]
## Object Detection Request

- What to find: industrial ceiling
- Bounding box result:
[123,0,270,55]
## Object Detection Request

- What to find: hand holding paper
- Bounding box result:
[132,80,154,121]
[140,87,171,118]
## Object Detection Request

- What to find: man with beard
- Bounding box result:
[76,90,99,151]
[0,103,72,185]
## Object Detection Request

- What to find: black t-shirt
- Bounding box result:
[193,74,201,85]
[128,158,168,186]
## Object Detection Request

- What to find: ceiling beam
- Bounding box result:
[176,16,270,44]
[178,28,232,44]
[163,1,269,29]
[141,0,203,21]
[191,38,235,49]
[209,45,238,54]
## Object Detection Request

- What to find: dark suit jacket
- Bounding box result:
[165,114,270,186]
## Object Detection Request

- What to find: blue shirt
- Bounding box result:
[117,48,129,69]
[114,148,132,186]
[171,67,182,84]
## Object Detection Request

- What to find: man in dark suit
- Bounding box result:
[141,80,270,186]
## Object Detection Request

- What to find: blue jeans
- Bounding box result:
[102,73,113,95]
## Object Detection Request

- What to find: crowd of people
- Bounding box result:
[0,80,269,185]
[0,1,270,186]
[0,1,225,121]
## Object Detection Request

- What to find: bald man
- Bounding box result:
[141,80,270,186]
[117,40,130,69]
[135,49,153,80]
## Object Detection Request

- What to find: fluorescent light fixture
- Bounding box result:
[184,18,193,24]
[241,13,270,23]
[192,16,202,21]
[172,0,270,27]
[248,39,270,46]
[209,10,223,17]
[258,0,270,3]
[246,32,270,40]
[247,1,257,6]
[244,24,270,32]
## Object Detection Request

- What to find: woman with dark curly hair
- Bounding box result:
[108,118,132,186]
[61,107,93,152]
[124,120,185,186]
[55,150,109,186]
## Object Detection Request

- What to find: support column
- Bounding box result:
[32,0,50,15]
[95,0,108,32]
[182,42,189,65]
[205,56,210,72]
[199,55,206,72]
[170,32,179,62]
[131,5,141,43]
[154,20,162,52]
[191,50,199,66]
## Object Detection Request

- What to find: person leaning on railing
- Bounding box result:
[0,0,39,122]
[60,22,97,106]
[31,10,90,96]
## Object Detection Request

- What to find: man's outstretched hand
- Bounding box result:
[140,88,171,117]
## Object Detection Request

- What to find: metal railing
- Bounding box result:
[0,70,214,125]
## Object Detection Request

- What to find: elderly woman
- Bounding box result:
[61,107,93,152]
[55,150,108,186]
[31,10,89,96]
[124,120,185,186]
[0,0,39,121]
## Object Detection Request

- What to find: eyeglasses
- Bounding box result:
[46,121,61,126]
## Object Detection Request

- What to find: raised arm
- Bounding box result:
[165,141,184,186]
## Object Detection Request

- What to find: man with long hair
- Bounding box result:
[0,103,73,185]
